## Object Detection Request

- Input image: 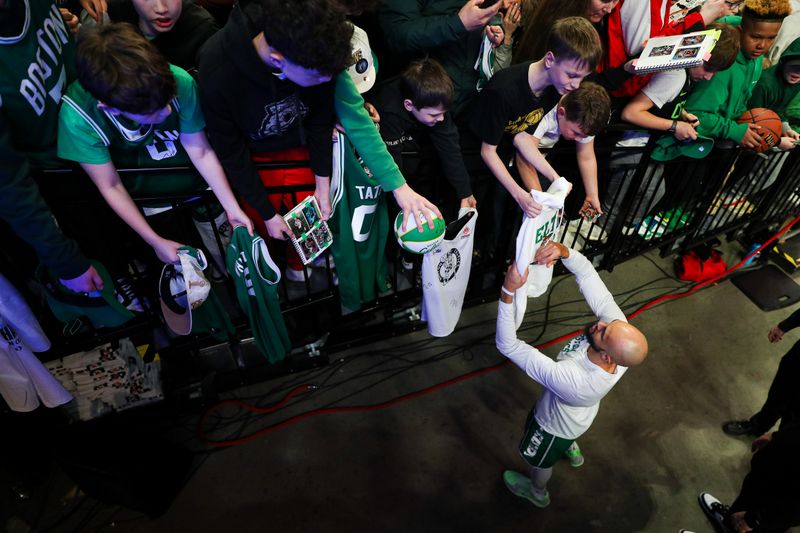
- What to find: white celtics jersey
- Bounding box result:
[513,178,571,329]
[421,208,478,337]
[0,274,72,412]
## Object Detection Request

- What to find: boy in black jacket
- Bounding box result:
[369,58,476,212]
[197,0,352,280]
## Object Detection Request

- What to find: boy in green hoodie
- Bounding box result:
[685,0,792,150]
[749,35,800,149]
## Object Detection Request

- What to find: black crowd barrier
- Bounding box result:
[12,128,800,399]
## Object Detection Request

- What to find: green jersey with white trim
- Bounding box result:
[0,0,75,167]
[57,64,205,197]
[226,226,291,364]
[329,132,390,312]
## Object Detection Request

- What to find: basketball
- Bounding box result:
[736,108,783,153]
[394,212,446,254]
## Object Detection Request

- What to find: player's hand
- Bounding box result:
[314,176,332,221]
[778,136,797,151]
[503,261,529,292]
[460,195,477,209]
[226,206,253,236]
[392,183,442,232]
[534,240,568,268]
[729,511,753,533]
[514,188,543,218]
[740,124,763,150]
[60,264,104,293]
[79,0,107,22]
[501,1,521,44]
[768,325,785,343]
[675,120,698,141]
[265,214,292,241]
[364,102,380,124]
[153,238,184,264]
[700,0,737,23]
[59,8,79,34]
[458,0,503,31]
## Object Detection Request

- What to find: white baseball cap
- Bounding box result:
[347,25,376,94]
[159,247,211,336]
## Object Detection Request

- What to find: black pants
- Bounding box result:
[749,340,800,435]
[728,425,800,532]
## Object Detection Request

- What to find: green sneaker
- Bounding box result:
[565,442,584,468]
[502,470,550,508]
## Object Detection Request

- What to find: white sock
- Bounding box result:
[530,466,552,495]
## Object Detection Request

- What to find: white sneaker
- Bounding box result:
[285,267,312,282]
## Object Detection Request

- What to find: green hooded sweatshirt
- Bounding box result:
[685,15,763,144]
[749,36,800,125]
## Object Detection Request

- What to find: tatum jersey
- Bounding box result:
[421,207,478,337]
[329,131,390,312]
[57,64,205,196]
[0,0,74,166]
[513,177,570,329]
[226,226,291,364]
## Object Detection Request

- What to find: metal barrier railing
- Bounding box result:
[19,131,800,393]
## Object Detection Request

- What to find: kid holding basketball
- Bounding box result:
[684,0,792,150]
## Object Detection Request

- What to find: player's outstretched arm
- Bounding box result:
[497,262,584,394]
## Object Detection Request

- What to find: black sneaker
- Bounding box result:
[722,419,756,436]
[698,492,733,533]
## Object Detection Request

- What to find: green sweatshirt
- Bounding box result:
[334,56,405,192]
[686,16,763,143]
[686,49,763,143]
[0,0,90,280]
[749,37,800,124]
[787,91,800,130]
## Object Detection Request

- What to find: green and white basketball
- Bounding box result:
[394,212,446,254]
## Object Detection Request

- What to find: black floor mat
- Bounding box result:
[731,264,800,311]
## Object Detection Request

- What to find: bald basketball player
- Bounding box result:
[496,240,648,508]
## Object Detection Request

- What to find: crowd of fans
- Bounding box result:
[3,0,800,528]
[1,0,799,299]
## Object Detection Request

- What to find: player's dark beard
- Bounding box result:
[584,321,602,352]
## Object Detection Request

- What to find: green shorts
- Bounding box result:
[518,410,574,469]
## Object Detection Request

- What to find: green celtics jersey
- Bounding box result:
[0,0,75,167]
[226,226,291,364]
[329,132,390,312]
[57,64,205,197]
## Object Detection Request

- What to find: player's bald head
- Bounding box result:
[606,322,648,367]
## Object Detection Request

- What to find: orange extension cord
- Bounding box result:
[198,214,800,448]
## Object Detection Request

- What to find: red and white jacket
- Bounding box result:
[603,0,706,97]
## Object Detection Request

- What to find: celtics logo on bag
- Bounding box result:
[436,248,460,286]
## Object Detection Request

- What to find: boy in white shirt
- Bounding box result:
[513,82,610,221]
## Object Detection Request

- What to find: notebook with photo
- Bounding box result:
[634,29,721,74]
[283,196,333,265]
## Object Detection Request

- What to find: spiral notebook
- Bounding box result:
[634,29,721,74]
[283,196,332,265]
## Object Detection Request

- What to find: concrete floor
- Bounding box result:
[4,248,799,533]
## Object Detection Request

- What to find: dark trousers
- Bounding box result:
[728,425,800,532]
[749,340,800,435]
